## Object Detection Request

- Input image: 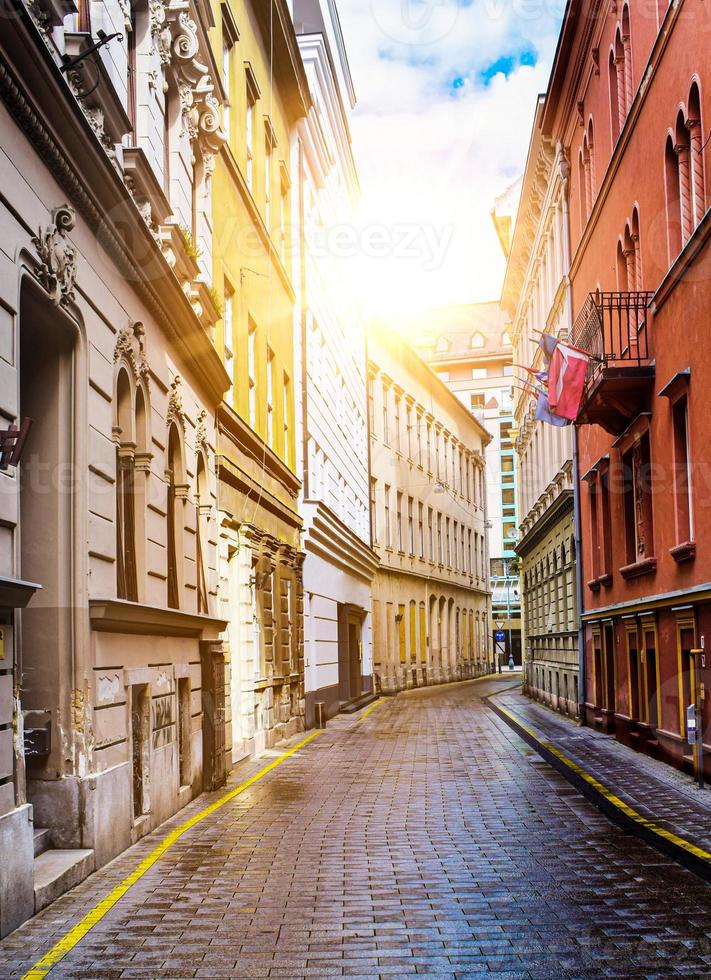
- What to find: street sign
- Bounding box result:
[495,630,505,642]
[494,619,505,630]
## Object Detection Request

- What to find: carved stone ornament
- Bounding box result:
[195,408,208,451]
[114,320,150,385]
[166,374,185,430]
[152,0,227,158]
[32,204,77,306]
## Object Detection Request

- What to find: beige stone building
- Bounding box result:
[210,0,310,759]
[0,0,230,936]
[501,97,580,715]
[368,326,491,692]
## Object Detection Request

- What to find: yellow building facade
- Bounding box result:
[209,0,311,757]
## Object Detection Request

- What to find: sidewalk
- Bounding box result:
[490,685,711,882]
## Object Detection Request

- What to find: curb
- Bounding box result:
[487,693,711,884]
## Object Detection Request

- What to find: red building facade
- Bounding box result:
[543,0,711,771]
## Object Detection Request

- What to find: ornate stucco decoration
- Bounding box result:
[166,374,186,431]
[114,320,150,385]
[152,0,227,163]
[195,408,209,453]
[32,204,77,306]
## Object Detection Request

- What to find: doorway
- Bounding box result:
[19,282,75,786]
[338,604,363,705]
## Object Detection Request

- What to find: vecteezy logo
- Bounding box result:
[370,0,460,46]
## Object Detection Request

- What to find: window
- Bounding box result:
[501,455,514,473]
[382,384,390,444]
[416,412,423,465]
[472,368,487,380]
[452,521,458,570]
[426,422,432,472]
[115,370,138,602]
[471,393,485,412]
[264,131,272,230]
[406,404,413,459]
[503,365,514,377]
[471,333,485,348]
[622,433,654,566]
[266,347,274,448]
[384,485,391,547]
[437,513,442,564]
[370,478,378,543]
[672,396,693,543]
[394,395,401,451]
[436,370,450,382]
[283,372,291,466]
[436,336,449,352]
[245,67,259,192]
[279,167,289,264]
[418,502,424,558]
[445,517,451,566]
[468,529,472,574]
[166,424,183,609]
[367,375,375,434]
[502,331,511,345]
[221,34,232,139]
[223,280,235,404]
[407,496,414,555]
[248,318,257,430]
[427,507,433,560]
[397,491,404,551]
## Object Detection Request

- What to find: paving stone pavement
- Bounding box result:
[3,675,711,980]
[494,686,711,856]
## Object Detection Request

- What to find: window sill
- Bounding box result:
[669,540,696,563]
[598,572,613,587]
[619,557,657,580]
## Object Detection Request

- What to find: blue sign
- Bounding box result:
[495,630,506,642]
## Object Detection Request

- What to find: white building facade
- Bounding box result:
[502,98,579,715]
[292,0,377,725]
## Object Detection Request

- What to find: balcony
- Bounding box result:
[572,291,655,435]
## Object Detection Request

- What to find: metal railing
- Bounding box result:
[571,290,653,389]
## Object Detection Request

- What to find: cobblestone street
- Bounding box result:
[4,676,711,979]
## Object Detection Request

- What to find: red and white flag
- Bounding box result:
[547,342,589,420]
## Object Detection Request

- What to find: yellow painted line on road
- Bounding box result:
[357,697,383,722]
[494,702,711,864]
[21,730,323,980]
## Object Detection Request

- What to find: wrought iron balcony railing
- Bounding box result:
[571,290,655,434]
[572,290,654,388]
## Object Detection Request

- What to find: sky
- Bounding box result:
[337,0,566,318]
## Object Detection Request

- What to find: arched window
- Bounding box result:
[166,424,184,609]
[471,332,484,348]
[195,452,210,614]
[665,133,683,259]
[609,50,620,144]
[688,81,706,229]
[436,336,449,353]
[675,109,694,245]
[115,368,138,601]
[621,7,633,115]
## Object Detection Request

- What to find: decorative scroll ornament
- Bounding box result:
[32,205,77,306]
[166,374,185,430]
[114,321,150,385]
[195,408,208,451]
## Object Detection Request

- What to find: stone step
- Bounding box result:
[33,827,52,858]
[339,692,378,715]
[34,848,95,914]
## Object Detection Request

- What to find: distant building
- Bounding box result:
[413,305,521,666]
[368,326,491,692]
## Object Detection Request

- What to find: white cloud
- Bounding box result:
[337,0,564,315]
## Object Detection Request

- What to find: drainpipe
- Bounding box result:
[558,141,586,721]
